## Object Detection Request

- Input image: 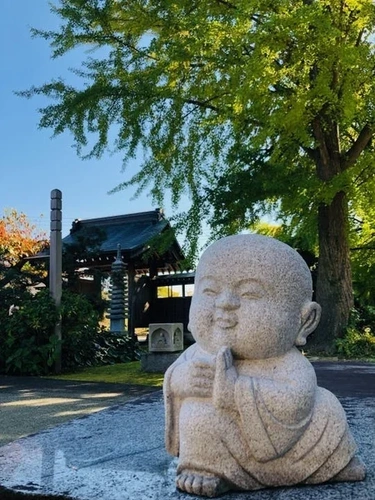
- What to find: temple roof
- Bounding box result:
[62,208,185,271]
[29,209,185,273]
[63,209,168,253]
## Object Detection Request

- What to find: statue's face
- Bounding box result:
[189,239,304,359]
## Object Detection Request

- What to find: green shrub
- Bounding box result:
[94,331,140,365]
[60,292,139,369]
[336,327,375,359]
[0,290,59,375]
[348,305,375,331]
[60,291,101,369]
[0,288,139,375]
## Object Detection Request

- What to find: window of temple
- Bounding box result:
[184,284,195,297]
[157,284,194,298]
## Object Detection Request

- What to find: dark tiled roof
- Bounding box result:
[62,209,171,254]
[29,209,185,270]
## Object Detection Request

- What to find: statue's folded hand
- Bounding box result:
[171,359,215,398]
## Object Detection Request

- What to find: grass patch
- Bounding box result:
[45,361,164,387]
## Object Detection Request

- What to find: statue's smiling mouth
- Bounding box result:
[214,316,238,329]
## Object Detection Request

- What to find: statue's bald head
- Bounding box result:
[197,234,313,306]
[190,234,321,356]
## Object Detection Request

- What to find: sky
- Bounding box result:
[0,1,182,238]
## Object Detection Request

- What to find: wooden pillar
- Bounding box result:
[49,189,62,374]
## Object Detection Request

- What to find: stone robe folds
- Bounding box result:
[164,344,357,490]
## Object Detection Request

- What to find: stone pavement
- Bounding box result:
[0,376,160,447]
[0,361,374,500]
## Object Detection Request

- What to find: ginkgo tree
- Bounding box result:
[20,0,375,348]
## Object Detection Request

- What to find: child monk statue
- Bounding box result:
[164,234,365,497]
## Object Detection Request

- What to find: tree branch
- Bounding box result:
[216,0,237,9]
[351,245,375,252]
[356,29,365,47]
[343,123,373,170]
[354,164,373,185]
[312,117,332,179]
[102,33,159,61]
[184,98,221,112]
[302,146,319,162]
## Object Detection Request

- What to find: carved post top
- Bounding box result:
[51,189,62,199]
[50,189,62,231]
[51,189,62,211]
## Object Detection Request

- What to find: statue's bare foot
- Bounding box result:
[332,457,366,482]
[176,471,231,498]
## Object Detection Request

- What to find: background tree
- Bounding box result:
[20,0,375,349]
[350,204,375,307]
[0,209,47,266]
[0,209,47,289]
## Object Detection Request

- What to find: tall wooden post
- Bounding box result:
[50,189,62,373]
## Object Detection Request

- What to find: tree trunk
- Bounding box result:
[310,191,353,351]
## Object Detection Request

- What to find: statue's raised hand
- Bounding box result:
[214,346,237,409]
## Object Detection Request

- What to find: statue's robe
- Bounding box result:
[164,344,357,490]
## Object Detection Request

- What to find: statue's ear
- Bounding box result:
[295,302,321,346]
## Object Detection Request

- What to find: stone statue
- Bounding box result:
[164,234,365,497]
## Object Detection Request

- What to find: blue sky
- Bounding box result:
[0,1,177,237]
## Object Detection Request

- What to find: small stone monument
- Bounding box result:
[164,234,365,498]
[141,323,184,373]
[149,323,184,352]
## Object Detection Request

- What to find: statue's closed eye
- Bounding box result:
[240,290,264,299]
[202,287,218,297]
[237,279,265,299]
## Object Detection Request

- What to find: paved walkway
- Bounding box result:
[0,360,373,447]
[311,359,375,397]
[0,361,373,500]
[0,376,159,447]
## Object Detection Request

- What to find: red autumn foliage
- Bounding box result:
[0,209,48,266]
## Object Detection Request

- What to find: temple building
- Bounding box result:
[61,209,194,338]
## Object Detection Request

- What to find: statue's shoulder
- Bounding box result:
[240,349,316,386]
[182,342,200,358]
[168,342,200,369]
[281,348,317,385]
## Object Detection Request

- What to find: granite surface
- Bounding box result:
[0,389,373,500]
[164,235,365,496]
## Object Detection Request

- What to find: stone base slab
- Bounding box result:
[140,352,181,373]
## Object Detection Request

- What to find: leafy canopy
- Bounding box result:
[0,209,47,266]
[20,0,375,257]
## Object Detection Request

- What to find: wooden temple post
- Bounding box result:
[49,189,63,374]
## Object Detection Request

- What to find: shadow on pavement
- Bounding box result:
[0,376,159,447]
